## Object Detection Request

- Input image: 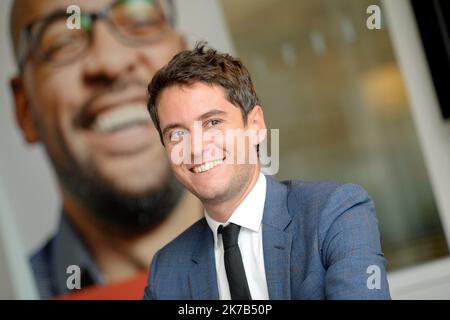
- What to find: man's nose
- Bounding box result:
[190,128,217,164]
[191,130,204,164]
[82,22,137,82]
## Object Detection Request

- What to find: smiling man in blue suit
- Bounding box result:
[144,44,391,300]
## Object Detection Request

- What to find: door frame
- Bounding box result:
[383,0,450,299]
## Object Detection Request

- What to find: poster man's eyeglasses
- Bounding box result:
[18,0,174,70]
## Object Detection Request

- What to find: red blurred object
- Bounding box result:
[55,271,148,300]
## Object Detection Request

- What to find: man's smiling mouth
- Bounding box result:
[78,98,157,155]
[93,104,151,133]
[190,157,225,173]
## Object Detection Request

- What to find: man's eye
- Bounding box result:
[170,130,187,141]
[206,119,221,128]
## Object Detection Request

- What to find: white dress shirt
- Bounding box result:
[204,172,269,300]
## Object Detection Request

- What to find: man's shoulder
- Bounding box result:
[30,236,55,273]
[157,218,209,259]
[29,236,57,299]
[282,179,369,207]
[275,178,373,229]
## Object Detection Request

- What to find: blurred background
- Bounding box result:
[1,0,450,299]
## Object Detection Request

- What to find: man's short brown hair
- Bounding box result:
[147,42,261,143]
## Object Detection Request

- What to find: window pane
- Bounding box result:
[219,0,449,270]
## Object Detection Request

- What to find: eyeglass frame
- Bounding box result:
[17,0,176,71]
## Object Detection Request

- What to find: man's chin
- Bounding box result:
[104,179,169,199]
[195,188,230,205]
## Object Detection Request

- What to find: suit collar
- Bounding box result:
[189,219,220,300]
[188,176,293,300]
[262,176,293,299]
[262,176,292,230]
[204,172,267,246]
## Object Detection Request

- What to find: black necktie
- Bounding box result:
[218,223,252,300]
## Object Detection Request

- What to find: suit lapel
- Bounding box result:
[188,221,220,300]
[262,176,293,300]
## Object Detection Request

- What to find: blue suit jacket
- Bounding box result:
[144,176,391,299]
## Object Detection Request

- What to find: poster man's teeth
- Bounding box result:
[94,106,150,133]
[192,159,224,173]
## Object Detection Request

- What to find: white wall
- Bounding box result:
[0,179,38,299]
[0,0,60,256]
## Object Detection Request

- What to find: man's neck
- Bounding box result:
[204,165,261,223]
[61,188,202,284]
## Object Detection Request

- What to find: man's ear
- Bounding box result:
[10,76,39,144]
[247,105,267,145]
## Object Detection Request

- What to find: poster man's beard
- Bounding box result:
[54,154,183,232]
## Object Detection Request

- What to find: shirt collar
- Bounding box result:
[205,172,267,245]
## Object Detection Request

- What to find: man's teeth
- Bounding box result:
[93,105,151,133]
[191,159,224,173]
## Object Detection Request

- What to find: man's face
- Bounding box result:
[12,0,185,228]
[157,82,266,205]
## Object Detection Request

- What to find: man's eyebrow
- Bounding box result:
[162,110,227,137]
[196,109,226,121]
